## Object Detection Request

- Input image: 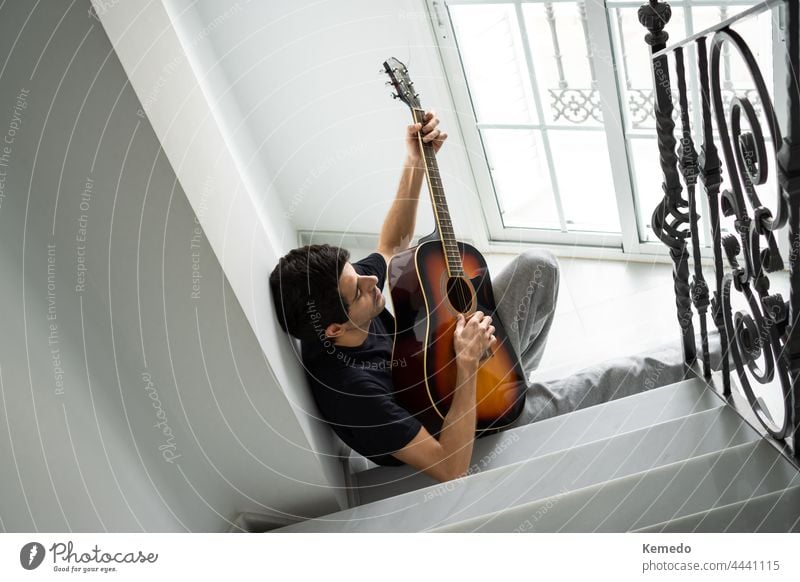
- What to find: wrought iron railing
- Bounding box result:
[639,0,800,456]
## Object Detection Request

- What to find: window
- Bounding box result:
[433,0,777,253]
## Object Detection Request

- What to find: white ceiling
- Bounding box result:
[164,0,486,246]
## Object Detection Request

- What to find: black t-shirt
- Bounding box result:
[301,253,422,466]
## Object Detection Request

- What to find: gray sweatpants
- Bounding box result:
[490,250,724,428]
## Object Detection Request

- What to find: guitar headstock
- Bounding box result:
[383,57,420,110]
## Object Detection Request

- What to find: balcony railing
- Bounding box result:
[544,2,763,129]
[640,0,800,456]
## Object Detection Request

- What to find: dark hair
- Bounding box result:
[269,244,351,342]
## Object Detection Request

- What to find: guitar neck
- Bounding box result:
[412,108,463,278]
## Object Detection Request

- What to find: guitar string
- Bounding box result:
[415,108,469,319]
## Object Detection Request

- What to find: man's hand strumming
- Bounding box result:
[453,311,496,374]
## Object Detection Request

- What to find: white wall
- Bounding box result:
[166,0,488,249]
[0,0,344,532]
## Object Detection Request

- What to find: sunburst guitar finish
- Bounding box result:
[388,240,526,435]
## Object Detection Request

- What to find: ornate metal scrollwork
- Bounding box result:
[548,88,603,124]
[623,88,763,130]
[638,0,698,371]
[708,19,794,440]
[640,0,800,453]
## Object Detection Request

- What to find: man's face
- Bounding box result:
[337,262,386,331]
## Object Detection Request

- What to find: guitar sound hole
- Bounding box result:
[446,277,473,314]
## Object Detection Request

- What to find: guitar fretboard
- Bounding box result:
[412,108,464,278]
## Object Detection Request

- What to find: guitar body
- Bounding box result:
[388,239,527,435]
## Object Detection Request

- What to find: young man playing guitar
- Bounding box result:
[270,111,563,483]
[270,111,713,483]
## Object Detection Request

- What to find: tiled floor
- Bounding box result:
[484,253,688,382]
[485,252,791,385]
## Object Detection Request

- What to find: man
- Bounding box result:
[270,112,713,483]
[271,110,563,483]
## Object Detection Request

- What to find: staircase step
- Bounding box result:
[430,440,800,532]
[634,483,800,532]
[354,376,723,505]
[276,403,758,532]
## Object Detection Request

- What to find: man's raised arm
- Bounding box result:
[376,111,448,264]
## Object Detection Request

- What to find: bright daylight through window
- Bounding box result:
[439,0,775,251]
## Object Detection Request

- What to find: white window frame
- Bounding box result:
[425,0,781,260]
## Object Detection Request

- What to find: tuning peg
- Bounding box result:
[385,81,393,86]
[391,93,399,99]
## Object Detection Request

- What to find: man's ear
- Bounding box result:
[325,321,348,339]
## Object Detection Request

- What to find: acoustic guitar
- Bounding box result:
[383,57,527,435]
